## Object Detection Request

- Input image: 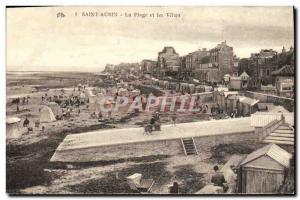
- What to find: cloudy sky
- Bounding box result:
[7,6,294,72]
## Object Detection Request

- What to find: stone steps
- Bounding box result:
[277,126,292,130]
[269,132,294,138]
[263,124,294,146]
[273,129,293,134]
[264,136,294,142]
[262,139,294,145]
[181,137,198,155]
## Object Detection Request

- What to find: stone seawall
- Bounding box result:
[243,91,294,112]
[51,130,256,162]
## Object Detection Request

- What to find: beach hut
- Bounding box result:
[189,84,195,94]
[169,82,178,91]
[180,83,189,93]
[229,76,242,90]
[240,71,250,80]
[130,89,141,97]
[195,85,204,93]
[257,103,269,111]
[85,88,97,104]
[6,117,22,139]
[89,94,97,104]
[214,85,229,92]
[158,80,164,87]
[118,88,129,96]
[163,81,169,89]
[80,92,86,102]
[238,96,259,116]
[39,106,56,123]
[237,144,292,194]
[224,74,231,83]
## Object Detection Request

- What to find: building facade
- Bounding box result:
[249,49,278,88]
[180,48,210,81]
[209,41,234,81]
[141,59,157,74]
[157,46,180,77]
[272,65,294,98]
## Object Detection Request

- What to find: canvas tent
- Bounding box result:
[85,88,97,104]
[45,102,62,116]
[39,106,56,123]
[6,117,22,139]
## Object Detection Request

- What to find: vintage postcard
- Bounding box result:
[6,6,295,195]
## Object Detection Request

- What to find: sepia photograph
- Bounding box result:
[6,6,295,195]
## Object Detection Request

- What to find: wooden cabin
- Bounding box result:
[237,144,292,194]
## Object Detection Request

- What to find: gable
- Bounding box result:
[244,155,284,171]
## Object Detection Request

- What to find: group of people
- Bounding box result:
[200,165,237,194]
[144,111,179,134]
[144,111,161,134]
[12,96,30,113]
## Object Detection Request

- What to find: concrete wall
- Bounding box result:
[51,130,256,163]
[135,85,164,96]
[243,91,294,111]
[52,139,183,162]
[193,131,257,153]
[192,92,213,102]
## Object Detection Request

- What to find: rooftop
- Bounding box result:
[272,65,294,76]
[239,97,259,106]
[240,143,292,168]
[6,117,21,124]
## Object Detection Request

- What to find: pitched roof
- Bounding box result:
[6,117,21,124]
[227,95,259,106]
[240,71,249,77]
[272,65,294,76]
[223,91,238,97]
[239,97,259,106]
[269,105,290,113]
[240,144,292,168]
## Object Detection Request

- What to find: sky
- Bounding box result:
[6,6,294,72]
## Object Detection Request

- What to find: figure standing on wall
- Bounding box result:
[171,113,177,126]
